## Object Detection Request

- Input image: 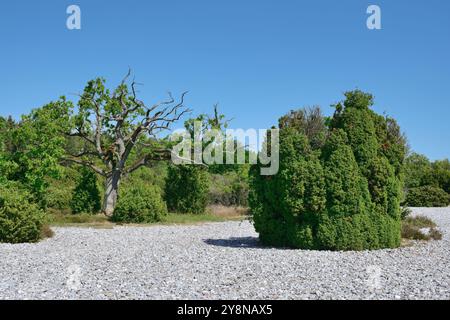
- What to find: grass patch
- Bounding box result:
[47,209,113,228]
[49,213,109,224]
[403,216,436,228]
[157,205,248,225]
[207,205,249,218]
[159,212,244,225]
[47,205,247,227]
[402,215,442,241]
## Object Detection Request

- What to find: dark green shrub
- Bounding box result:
[165,165,209,214]
[46,167,79,211]
[321,130,372,219]
[250,90,404,250]
[331,94,378,176]
[250,127,326,249]
[112,182,167,223]
[70,168,101,214]
[404,186,450,207]
[316,130,379,250]
[0,182,47,243]
[47,183,73,211]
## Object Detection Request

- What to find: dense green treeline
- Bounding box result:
[0,78,249,243]
[1,81,447,246]
[403,154,450,207]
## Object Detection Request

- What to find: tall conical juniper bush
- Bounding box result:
[250,90,405,250]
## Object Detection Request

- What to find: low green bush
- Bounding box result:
[165,165,209,214]
[112,182,167,223]
[46,183,73,211]
[0,182,47,243]
[404,186,450,207]
[70,168,101,214]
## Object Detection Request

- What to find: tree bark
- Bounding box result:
[102,170,121,217]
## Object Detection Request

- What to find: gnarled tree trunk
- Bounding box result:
[103,170,121,217]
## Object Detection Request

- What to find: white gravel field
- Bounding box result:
[1,207,449,300]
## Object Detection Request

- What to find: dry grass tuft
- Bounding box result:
[208,205,249,218]
[402,215,442,241]
[40,225,55,239]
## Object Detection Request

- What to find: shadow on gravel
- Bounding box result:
[203,237,263,249]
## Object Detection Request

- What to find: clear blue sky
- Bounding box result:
[1,0,449,160]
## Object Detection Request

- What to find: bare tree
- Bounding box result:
[278,106,327,150]
[63,72,190,216]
